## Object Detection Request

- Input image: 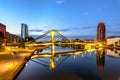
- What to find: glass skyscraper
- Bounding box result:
[21,23,29,39]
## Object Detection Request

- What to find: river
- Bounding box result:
[16,46,120,80]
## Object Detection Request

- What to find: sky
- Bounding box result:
[0,0,120,39]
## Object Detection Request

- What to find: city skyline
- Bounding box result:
[0,0,120,39]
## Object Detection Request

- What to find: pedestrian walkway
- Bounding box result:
[0,50,32,80]
[0,46,48,80]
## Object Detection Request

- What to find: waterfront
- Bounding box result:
[16,46,120,80]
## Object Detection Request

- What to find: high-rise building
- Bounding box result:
[21,23,29,39]
[97,22,106,44]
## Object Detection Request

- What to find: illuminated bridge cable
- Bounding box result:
[55,31,69,41]
[34,30,69,42]
[31,59,49,68]
[35,31,50,41]
[36,58,49,64]
[56,56,70,67]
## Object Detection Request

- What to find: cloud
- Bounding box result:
[56,29,71,32]
[55,26,95,33]
[107,30,120,35]
[56,28,80,32]
[29,29,43,32]
[56,0,65,5]
[79,35,96,40]
[80,26,96,30]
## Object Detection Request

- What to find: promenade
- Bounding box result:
[0,46,47,80]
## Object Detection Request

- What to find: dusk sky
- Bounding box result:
[0,0,120,39]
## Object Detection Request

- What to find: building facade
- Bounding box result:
[0,23,21,45]
[0,23,7,44]
[21,23,29,39]
[96,22,106,44]
[0,23,6,38]
[107,36,120,45]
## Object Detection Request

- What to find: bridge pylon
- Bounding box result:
[35,29,69,43]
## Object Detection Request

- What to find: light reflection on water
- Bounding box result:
[16,46,120,80]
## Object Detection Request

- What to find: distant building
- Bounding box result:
[0,22,21,45]
[96,22,106,44]
[21,23,29,39]
[0,23,6,38]
[0,23,7,44]
[107,36,120,45]
[82,39,95,43]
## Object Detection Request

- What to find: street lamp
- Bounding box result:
[11,51,18,65]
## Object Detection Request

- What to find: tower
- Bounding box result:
[97,22,106,45]
[21,23,29,39]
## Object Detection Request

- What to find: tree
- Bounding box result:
[119,40,120,44]
[115,41,118,46]
[25,36,35,42]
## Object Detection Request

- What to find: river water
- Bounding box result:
[16,46,120,80]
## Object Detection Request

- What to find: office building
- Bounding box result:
[21,23,29,39]
[97,22,106,44]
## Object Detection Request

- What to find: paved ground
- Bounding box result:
[0,51,32,80]
[0,46,47,80]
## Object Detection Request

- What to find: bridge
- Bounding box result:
[4,29,96,54]
[26,29,69,45]
[25,29,95,48]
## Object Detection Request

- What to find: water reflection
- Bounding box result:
[96,49,105,70]
[16,45,120,80]
[31,47,120,71]
[31,43,86,69]
[31,44,73,69]
[50,43,55,69]
[107,49,120,58]
[31,44,97,70]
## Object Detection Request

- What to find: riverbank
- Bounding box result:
[0,46,48,80]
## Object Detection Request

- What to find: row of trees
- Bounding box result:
[24,37,35,42]
[109,40,120,48]
[19,36,35,48]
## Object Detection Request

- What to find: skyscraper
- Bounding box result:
[97,22,106,44]
[21,23,29,39]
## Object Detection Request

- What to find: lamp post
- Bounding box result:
[11,52,14,65]
[11,51,18,65]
